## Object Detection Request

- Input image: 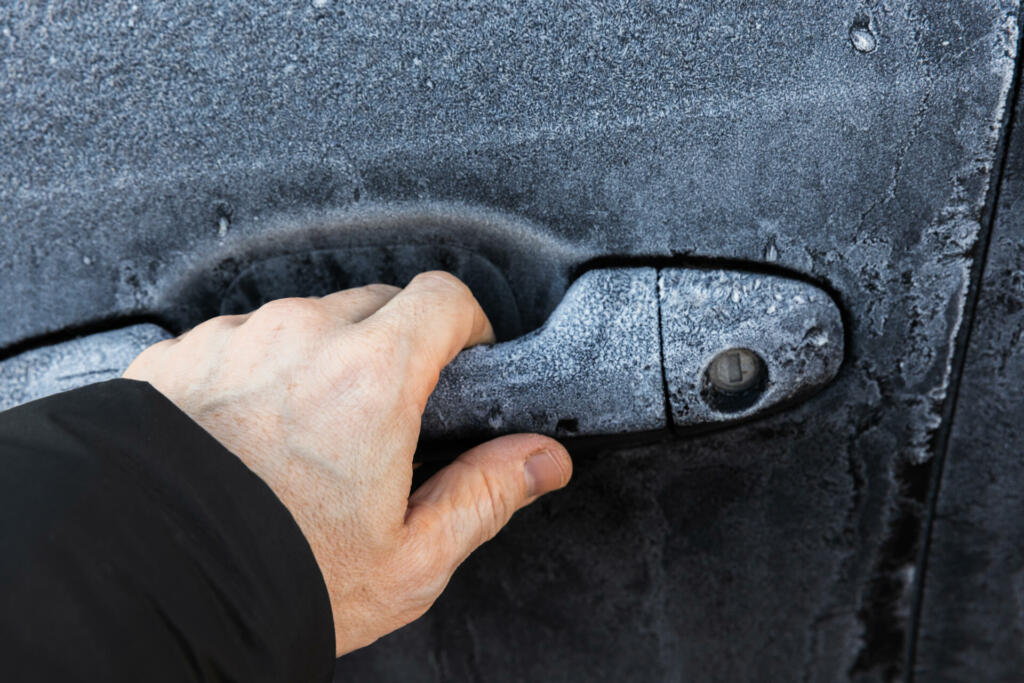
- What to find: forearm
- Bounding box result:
[0,380,334,683]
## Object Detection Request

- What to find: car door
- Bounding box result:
[1,2,1019,681]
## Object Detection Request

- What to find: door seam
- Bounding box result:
[904,10,1024,681]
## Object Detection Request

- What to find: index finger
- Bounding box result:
[361,271,495,407]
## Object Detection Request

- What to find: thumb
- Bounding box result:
[403,434,572,570]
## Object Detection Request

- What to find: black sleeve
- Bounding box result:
[0,379,335,682]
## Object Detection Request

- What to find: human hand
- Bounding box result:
[123,271,572,655]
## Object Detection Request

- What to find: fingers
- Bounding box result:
[319,283,401,324]
[403,434,571,573]
[362,271,496,406]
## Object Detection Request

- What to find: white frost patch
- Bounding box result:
[809,332,829,348]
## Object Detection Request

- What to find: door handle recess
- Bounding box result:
[0,268,843,440]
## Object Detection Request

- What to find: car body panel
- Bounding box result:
[0,2,1020,680]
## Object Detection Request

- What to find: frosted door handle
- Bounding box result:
[422,268,666,439]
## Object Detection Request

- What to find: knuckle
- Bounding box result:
[257,296,317,318]
[250,297,328,332]
[407,272,481,333]
[188,315,237,338]
[412,270,471,298]
[363,282,400,298]
[472,467,517,541]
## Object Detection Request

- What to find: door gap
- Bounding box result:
[904,16,1024,682]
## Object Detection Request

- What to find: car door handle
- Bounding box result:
[424,267,843,439]
[0,267,843,440]
[423,267,665,439]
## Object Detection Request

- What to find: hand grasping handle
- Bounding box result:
[124,271,572,655]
